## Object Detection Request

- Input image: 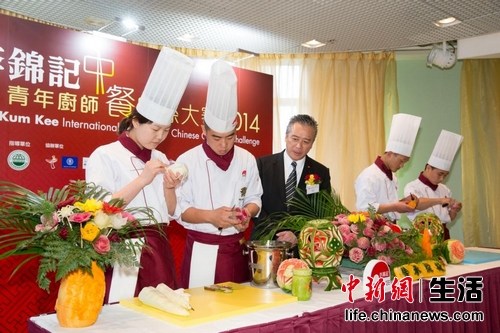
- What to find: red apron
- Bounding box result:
[181,229,249,288]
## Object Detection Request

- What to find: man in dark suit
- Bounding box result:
[253,114,331,245]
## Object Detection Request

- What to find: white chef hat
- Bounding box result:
[136,47,194,125]
[203,60,238,133]
[385,113,422,157]
[427,130,463,171]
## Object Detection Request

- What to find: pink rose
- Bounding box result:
[337,224,351,236]
[405,245,414,255]
[69,212,92,223]
[376,255,393,265]
[392,238,406,250]
[343,233,358,246]
[350,224,360,234]
[335,214,349,224]
[372,240,387,252]
[93,235,111,254]
[357,236,370,249]
[121,211,136,222]
[362,227,375,238]
[377,225,391,236]
[349,247,364,263]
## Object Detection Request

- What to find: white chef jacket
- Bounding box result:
[355,163,400,221]
[86,141,179,224]
[404,179,452,223]
[176,144,263,235]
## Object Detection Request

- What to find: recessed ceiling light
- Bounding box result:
[121,18,139,30]
[177,34,199,43]
[301,39,326,48]
[434,17,461,28]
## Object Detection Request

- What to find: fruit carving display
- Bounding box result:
[393,259,446,280]
[412,213,444,246]
[276,258,309,292]
[440,239,465,264]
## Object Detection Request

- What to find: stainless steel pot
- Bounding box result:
[245,240,293,288]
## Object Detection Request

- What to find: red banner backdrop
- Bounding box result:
[0,14,272,332]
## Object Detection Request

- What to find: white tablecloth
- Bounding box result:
[30,247,500,333]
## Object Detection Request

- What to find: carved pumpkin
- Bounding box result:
[55,261,105,327]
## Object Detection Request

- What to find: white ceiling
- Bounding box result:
[2,0,500,54]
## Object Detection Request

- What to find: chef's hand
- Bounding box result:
[276,231,297,246]
[210,206,241,231]
[163,167,182,190]
[449,199,462,213]
[233,207,250,232]
[140,159,167,186]
[400,194,419,209]
[393,200,416,213]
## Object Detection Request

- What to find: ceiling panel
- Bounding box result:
[1,0,500,54]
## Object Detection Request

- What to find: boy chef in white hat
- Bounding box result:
[86,47,194,303]
[355,113,422,223]
[176,60,263,288]
[404,130,463,239]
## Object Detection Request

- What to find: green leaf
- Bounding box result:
[253,189,349,240]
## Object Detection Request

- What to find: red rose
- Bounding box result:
[59,227,68,240]
[108,232,121,243]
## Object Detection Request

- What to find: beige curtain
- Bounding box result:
[239,52,397,210]
[461,59,500,247]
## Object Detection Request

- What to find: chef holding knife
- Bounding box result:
[404,129,463,239]
[355,113,422,224]
[175,60,262,288]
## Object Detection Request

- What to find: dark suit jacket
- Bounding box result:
[253,150,331,238]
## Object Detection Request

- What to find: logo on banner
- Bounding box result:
[45,155,58,169]
[62,156,79,169]
[7,150,30,171]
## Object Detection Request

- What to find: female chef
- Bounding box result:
[86,47,194,303]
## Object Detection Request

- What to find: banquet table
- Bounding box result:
[28,247,500,333]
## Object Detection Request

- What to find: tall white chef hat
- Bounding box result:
[385,113,422,157]
[136,47,194,125]
[427,130,463,171]
[203,60,238,133]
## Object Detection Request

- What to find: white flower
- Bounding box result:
[110,213,128,230]
[94,211,112,229]
[58,205,75,219]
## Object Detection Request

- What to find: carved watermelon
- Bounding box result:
[441,239,465,264]
[412,213,444,246]
[276,258,308,292]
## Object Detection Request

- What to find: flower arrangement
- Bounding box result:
[304,174,321,186]
[333,210,424,267]
[253,185,462,282]
[0,180,157,291]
